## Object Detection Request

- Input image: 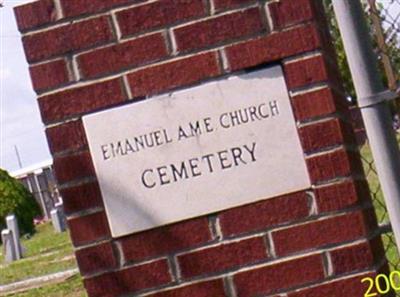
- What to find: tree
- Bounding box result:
[323,0,400,105]
[0,169,41,236]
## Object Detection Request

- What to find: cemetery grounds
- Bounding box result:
[0,135,399,296]
[0,223,86,296]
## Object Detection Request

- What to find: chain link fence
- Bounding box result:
[368,0,400,93]
[360,135,400,272]
[368,1,400,132]
[352,110,400,287]
[325,0,400,288]
[364,0,400,280]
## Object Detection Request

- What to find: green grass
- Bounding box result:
[6,275,86,297]
[360,140,388,224]
[0,223,76,285]
[360,133,400,272]
[0,223,86,296]
[21,223,73,258]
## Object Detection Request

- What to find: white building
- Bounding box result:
[10,159,60,220]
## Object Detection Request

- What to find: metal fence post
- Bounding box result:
[333,0,400,248]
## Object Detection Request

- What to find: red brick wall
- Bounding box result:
[15,0,387,296]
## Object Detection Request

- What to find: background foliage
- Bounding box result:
[323,0,400,101]
[0,168,41,235]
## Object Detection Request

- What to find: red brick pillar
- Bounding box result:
[15,0,388,296]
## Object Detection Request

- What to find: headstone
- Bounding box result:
[55,200,67,230]
[1,229,17,263]
[6,215,22,259]
[51,208,66,233]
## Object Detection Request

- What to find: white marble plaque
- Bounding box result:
[83,66,311,237]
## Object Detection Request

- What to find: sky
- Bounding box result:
[0,0,399,174]
[0,0,51,174]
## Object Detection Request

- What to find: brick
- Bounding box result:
[78,33,168,79]
[269,0,315,29]
[330,242,376,276]
[234,254,325,297]
[315,180,369,213]
[174,8,264,52]
[84,259,171,297]
[287,273,376,297]
[61,0,145,18]
[120,218,212,262]
[68,212,110,246]
[147,279,226,297]
[351,107,368,145]
[116,261,173,293]
[84,272,125,297]
[46,120,87,154]
[226,24,321,71]
[29,59,70,92]
[291,88,345,122]
[350,106,365,131]
[219,191,309,237]
[363,208,380,234]
[39,78,125,123]
[75,242,118,275]
[213,0,254,11]
[284,55,329,89]
[117,0,206,38]
[127,52,220,98]
[299,118,345,153]
[272,211,369,256]
[22,16,114,63]
[60,182,104,215]
[53,151,95,184]
[306,149,359,183]
[178,237,267,278]
[355,129,368,146]
[14,0,58,32]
